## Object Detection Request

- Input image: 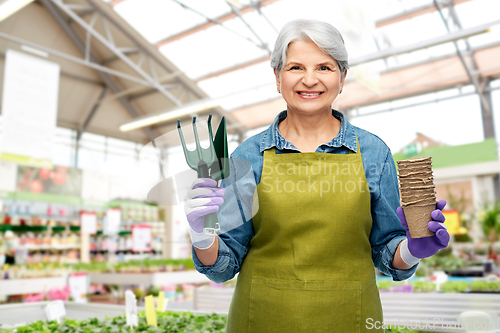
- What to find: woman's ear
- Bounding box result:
[340,69,347,90]
[274,68,281,93]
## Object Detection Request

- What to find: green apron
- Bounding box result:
[226,139,383,333]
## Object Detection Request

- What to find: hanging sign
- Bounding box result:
[0,161,17,192]
[132,224,152,252]
[0,50,60,168]
[104,208,121,235]
[81,212,97,234]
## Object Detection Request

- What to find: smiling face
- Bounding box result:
[275,39,346,116]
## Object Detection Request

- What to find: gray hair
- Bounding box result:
[271,19,349,75]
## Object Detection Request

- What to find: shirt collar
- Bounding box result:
[259,109,358,153]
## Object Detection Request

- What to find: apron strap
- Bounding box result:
[348,136,360,155]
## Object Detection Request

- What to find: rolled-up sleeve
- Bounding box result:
[370,150,418,281]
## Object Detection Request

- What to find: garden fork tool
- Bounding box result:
[177,114,229,236]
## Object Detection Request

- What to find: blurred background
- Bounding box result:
[0,0,500,332]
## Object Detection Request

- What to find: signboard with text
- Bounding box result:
[0,50,60,168]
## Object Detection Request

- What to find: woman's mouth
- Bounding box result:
[297,91,323,99]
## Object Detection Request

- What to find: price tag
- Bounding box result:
[104,208,121,235]
[132,225,152,252]
[157,291,165,312]
[144,295,157,327]
[45,300,66,323]
[80,212,97,234]
[14,247,28,265]
[125,290,138,327]
[68,273,88,303]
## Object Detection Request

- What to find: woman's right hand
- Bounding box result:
[184,178,225,234]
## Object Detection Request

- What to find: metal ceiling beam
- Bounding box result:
[40,0,157,141]
[77,87,108,140]
[168,0,268,51]
[350,19,500,66]
[375,0,472,28]
[226,2,271,53]
[101,48,140,65]
[87,0,185,82]
[0,52,103,87]
[155,0,279,48]
[129,83,183,101]
[0,32,154,87]
[439,0,494,139]
[50,0,182,107]
[377,38,500,75]
[434,0,492,115]
[250,0,279,34]
[197,56,270,82]
[350,84,500,120]
[189,19,498,83]
[87,0,246,139]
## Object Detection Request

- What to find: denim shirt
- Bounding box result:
[192,110,418,282]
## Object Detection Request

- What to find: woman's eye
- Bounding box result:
[290,66,300,70]
[320,66,331,71]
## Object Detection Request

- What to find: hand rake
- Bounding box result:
[177,114,229,236]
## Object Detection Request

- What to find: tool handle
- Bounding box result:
[197,163,221,236]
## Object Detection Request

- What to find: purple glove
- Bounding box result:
[184,178,225,233]
[396,199,450,259]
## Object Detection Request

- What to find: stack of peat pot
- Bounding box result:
[397,157,436,238]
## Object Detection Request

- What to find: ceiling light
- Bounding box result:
[0,0,35,22]
[119,99,220,132]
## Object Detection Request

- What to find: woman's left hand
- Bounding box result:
[396,199,450,259]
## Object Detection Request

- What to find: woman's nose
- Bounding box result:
[302,71,318,86]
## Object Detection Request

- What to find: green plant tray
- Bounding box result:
[69,226,81,232]
[0,224,12,232]
[52,226,66,233]
[12,225,27,233]
[28,226,48,232]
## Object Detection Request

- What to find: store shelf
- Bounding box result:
[0,276,67,297]
[25,245,80,251]
[89,270,211,286]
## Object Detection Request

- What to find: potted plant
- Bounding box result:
[480,204,500,261]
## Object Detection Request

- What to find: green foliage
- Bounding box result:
[470,280,500,292]
[410,281,436,292]
[0,311,227,333]
[416,253,467,276]
[377,280,393,291]
[481,204,500,237]
[439,281,470,293]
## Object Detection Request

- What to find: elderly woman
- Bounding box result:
[184,19,449,332]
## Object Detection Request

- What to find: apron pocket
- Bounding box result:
[248,276,361,333]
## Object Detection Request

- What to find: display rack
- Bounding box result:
[89,270,210,286]
[0,276,67,297]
